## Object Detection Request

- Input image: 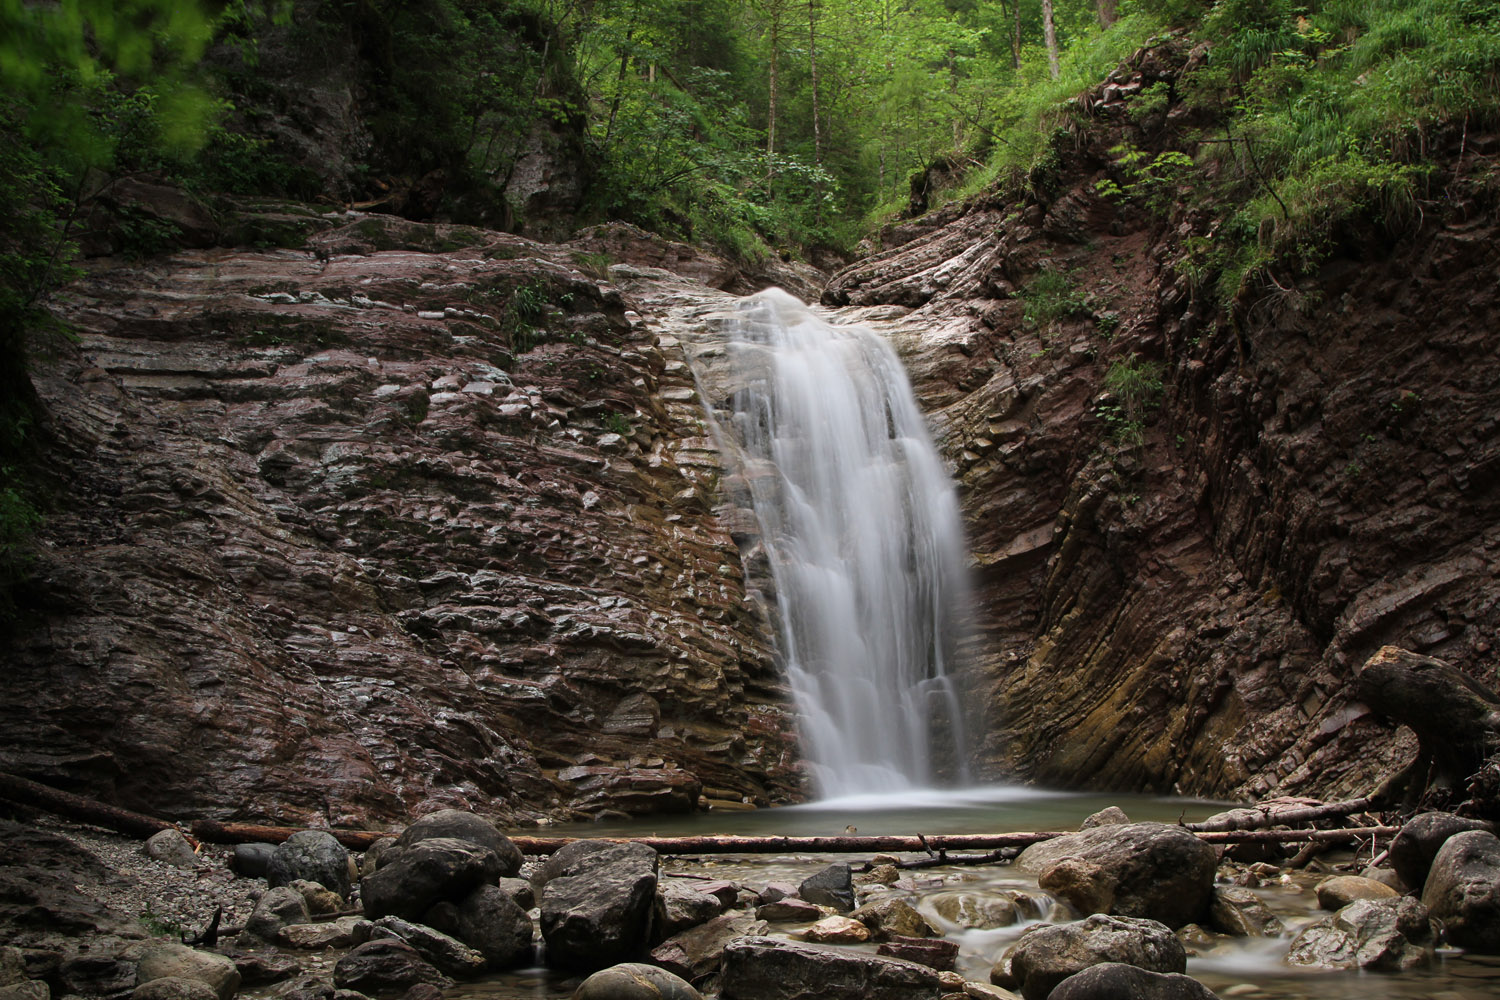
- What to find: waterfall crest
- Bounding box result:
[712,288,971,798]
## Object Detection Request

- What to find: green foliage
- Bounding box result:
[1099,353,1165,446]
[603,411,633,436]
[1096,144,1195,215]
[1020,267,1091,332]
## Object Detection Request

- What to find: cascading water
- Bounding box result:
[712,288,971,798]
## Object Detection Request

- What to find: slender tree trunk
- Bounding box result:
[808,0,822,166]
[767,5,780,179]
[1097,0,1118,28]
[1042,0,1060,80]
[1009,0,1022,70]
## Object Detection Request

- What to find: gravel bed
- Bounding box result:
[34,814,267,940]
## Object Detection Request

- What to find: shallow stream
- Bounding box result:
[451,788,1500,1000]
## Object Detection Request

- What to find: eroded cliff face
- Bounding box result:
[5,213,803,827]
[827,42,1500,801]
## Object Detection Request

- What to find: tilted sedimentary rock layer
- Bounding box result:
[5,214,799,826]
[827,40,1500,800]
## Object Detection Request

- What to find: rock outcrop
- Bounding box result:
[4,214,798,826]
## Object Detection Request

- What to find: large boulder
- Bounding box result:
[268,832,352,898]
[245,886,311,942]
[436,885,533,970]
[395,809,522,878]
[136,945,241,1000]
[144,830,199,870]
[572,963,701,1000]
[1014,823,1216,928]
[367,916,486,977]
[849,898,938,941]
[1420,829,1500,953]
[1048,963,1220,1000]
[650,914,766,982]
[992,914,1186,1000]
[535,840,646,890]
[1285,896,1436,970]
[656,880,727,937]
[332,940,450,998]
[1390,813,1493,891]
[361,838,504,921]
[928,891,1028,929]
[719,937,944,1000]
[540,843,659,971]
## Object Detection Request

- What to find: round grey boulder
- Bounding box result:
[131,978,219,1000]
[136,945,241,1000]
[245,886,310,941]
[396,809,522,878]
[144,830,199,870]
[1390,812,1492,892]
[361,837,505,922]
[1286,896,1436,970]
[1420,829,1500,952]
[230,843,277,878]
[572,963,701,1000]
[993,913,1186,1000]
[1048,963,1220,1000]
[268,831,352,898]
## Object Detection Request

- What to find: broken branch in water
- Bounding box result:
[1182,796,1378,832]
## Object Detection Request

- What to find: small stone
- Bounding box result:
[144,831,199,870]
[854,864,901,887]
[850,898,938,940]
[1080,806,1131,828]
[754,882,798,905]
[756,899,824,922]
[278,917,365,950]
[799,863,855,913]
[1208,887,1283,937]
[800,915,870,944]
[290,880,347,916]
[929,892,1020,930]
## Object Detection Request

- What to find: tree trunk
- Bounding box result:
[1042,0,1060,80]
[808,0,822,166]
[1009,0,1022,70]
[1097,0,1118,28]
[766,4,781,178]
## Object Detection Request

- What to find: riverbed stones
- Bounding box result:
[929,891,1026,929]
[1047,963,1220,1000]
[992,914,1187,1000]
[277,916,364,950]
[394,810,522,879]
[366,917,486,977]
[798,863,855,913]
[1315,875,1398,910]
[800,915,870,944]
[332,940,450,997]
[268,832,352,898]
[1285,896,1436,970]
[361,838,504,922]
[755,899,823,922]
[144,831,199,870]
[1420,829,1500,952]
[539,843,659,971]
[130,977,219,1000]
[247,888,311,942]
[657,880,727,935]
[875,935,959,971]
[650,913,765,981]
[136,944,241,1000]
[572,963,701,1000]
[720,936,944,1000]
[1015,823,1216,928]
[1390,813,1493,891]
[850,897,939,940]
[1208,887,1283,937]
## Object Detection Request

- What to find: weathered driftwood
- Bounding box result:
[1182,796,1377,832]
[189,819,389,850]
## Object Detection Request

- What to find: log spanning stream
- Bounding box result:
[706,288,971,797]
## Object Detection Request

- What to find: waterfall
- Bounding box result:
[711,288,971,798]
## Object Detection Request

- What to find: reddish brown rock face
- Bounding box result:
[826,42,1500,802]
[6,216,799,826]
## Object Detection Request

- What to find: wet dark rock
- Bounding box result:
[361,839,504,922]
[495,878,534,910]
[268,833,352,898]
[798,863,855,914]
[1208,888,1283,937]
[849,898,938,941]
[231,953,301,987]
[59,953,139,997]
[719,936,944,1000]
[754,899,823,922]
[437,885,534,970]
[993,914,1187,1000]
[571,962,701,1000]
[361,841,399,878]
[649,914,765,982]
[1391,813,1495,893]
[1047,963,1221,1000]
[231,845,278,879]
[1015,823,1216,928]
[332,941,450,998]
[366,917,485,978]
[1420,830,1500,953]
[1285,896,1436,970]
[394,810,522,878]
[656,881,727,937]
[539,843,658,971]
[131,977,219,1000]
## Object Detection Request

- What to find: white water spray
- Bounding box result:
[712,288,971,798]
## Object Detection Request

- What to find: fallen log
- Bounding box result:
[1183,796,1378,832]
[0,771,176,839]
[189,819,391,851]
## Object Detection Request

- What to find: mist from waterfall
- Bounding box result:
[716,288,971,798]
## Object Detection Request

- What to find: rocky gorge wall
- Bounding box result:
[827,41,1500,802]
[3,212,809,827]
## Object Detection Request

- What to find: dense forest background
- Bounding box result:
[2,0,1499,610]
